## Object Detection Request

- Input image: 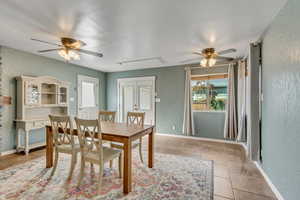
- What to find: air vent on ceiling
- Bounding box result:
[118,56,165,65]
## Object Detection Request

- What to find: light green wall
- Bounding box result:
[107,65,185,134]
[0,46,106,152]
[193,112,225,139]
[0,47,229,152]
[261,0,300,199]
[106,65,226,139]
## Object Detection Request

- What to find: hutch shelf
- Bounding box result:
[15,76,70,155]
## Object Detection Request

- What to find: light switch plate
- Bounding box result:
[70,97,75,102]
[155,98,160,102]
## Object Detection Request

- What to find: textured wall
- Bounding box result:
[193,112,225,139]
[261,0,300,199]
[106,65,227,139]
[0,47,106,152]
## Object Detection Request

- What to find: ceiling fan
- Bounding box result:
[181,48,236,67]
[31,37,103,61]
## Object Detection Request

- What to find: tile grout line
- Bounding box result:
[232,188,277,200]
[158,133,284,200]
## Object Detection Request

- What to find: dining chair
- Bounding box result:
[48,115,80,180]
[98,110,116,168]
[111,112,145,163]
[98,110,116,122]
[75,117,122,189]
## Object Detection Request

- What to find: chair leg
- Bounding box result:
[98,165,104,191]
[67,152,77,180]
[51,149,59,176]
[138,138,144,163]
[109,160,113,168]
[77,155,85,187]
[118,154,123,178]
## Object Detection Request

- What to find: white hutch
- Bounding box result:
[15,76,70,154]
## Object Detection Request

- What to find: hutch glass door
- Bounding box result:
[25,81,40,105]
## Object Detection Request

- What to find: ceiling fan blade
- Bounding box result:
[216,56,234,60]
[217,48,236,55]
[31,38,62,46]
[38,48,62,53]
[77,49,103,57]
[180,58,200,63]
[192,52,203,56]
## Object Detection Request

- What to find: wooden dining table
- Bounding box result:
[45,121,155,194]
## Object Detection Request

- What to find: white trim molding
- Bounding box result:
[156,133,241,145]
[254,162,285,200]
[0,149,17,156]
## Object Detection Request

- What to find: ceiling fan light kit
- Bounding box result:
[31,37,103,61]
[58,49,80,61]
[191,47,236,67]
[200,57,217,67]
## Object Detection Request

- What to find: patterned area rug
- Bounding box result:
[0,152,213,200]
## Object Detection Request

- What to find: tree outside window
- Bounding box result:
[191,76,227,111]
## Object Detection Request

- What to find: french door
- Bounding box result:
[77,75,99,119]
[117,76,155,125]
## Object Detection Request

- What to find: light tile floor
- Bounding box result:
[0,134,277,200]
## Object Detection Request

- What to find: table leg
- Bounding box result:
[123,138,132,194]
[46,126,53,168]
[148,128,154,168]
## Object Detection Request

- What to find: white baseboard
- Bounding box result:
[0,149,17,156]
[156,133,241,145]
[254,162,285,200]
[240,142,248,155]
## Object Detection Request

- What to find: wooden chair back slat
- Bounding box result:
[49,115,73,146]
[75,117,103,158]
[127,112,145,126]
[99,111,116,122]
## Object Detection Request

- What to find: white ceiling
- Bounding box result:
[0,0,287,72]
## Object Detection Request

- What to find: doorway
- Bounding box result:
[77,75,99,119]
[117,76,156,125]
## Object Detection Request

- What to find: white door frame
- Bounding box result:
[117,76,156,124]
[77,74,99,117]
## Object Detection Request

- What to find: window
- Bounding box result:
[191,74,228,111]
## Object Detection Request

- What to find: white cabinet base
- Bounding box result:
[16,120,48,155]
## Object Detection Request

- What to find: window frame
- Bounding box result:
[191,73,228,113]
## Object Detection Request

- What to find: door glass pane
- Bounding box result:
[81,81,95,107]
[123,86,134,120]
[139,86,151,110]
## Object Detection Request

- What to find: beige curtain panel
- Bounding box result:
[182,67,194,136]
[237,60,247,141]
[224,64,238,139]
